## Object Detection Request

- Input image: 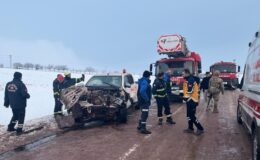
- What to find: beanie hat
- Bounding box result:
[57,74,64,82]
[143,70,151,78]
[13,72,22,80]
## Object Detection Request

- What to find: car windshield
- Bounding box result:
[86,76,122,88]
[212,65,236,73]
[156,61,193,76]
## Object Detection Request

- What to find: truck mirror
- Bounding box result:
[238,66,241,72]
[149,64,153,72]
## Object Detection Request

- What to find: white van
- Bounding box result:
[237,29,260,160]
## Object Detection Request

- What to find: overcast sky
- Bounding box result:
[0,0,259,74]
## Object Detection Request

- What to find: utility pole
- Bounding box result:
[9,54,12,68]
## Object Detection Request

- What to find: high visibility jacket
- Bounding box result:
[152,78,167,98]
[183,76,199,102]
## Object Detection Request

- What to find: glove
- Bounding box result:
[81,74,85,81]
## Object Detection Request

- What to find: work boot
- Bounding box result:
[7,127,16,132]
[158,118,163,125]
[16,128,24,136]
[183,128,194,133]
[140,128,152,134]
[137,126,141,130]
[194,129,204,136]
[166,117,176,125]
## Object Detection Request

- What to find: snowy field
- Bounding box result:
[0,68,144,126]
[0,68,91,125]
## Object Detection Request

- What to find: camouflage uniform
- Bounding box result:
[208,76,224,113]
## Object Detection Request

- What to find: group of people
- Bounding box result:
[136,69,224,135]
[3,69,224,136]
[3,71,84,135]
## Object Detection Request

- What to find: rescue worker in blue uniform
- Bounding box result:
[137,71,152,134]
[153,72,176,125]
[63,71,85,89]
[183,69,204,135]
[4,72,30,135]
[53,74,64,116]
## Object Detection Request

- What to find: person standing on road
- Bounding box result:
[163,69,172,97]
[208,70,224,113]
[62,71,85,89]
[183,69,204,135]
[153,72,176,125]
[200,72,211,103]
[137,71,152,134]
[53,74,64,116]
[4,72,30,135]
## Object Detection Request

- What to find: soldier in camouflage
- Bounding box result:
[208,70,224,113]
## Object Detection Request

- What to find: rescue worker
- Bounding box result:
[208,70,224,113]
[183,69,204,135]
[63,71,85,89]
[53,74,64,116]
[137,70,152,134]
[200,72,211,102]
[4,72,30,135]
[153,72,176,125]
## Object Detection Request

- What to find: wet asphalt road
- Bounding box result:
[6,91,252,160]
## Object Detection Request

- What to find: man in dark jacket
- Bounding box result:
[153,72,176,125]
[53,74,64,116]
[63,71,85,89]
[137,71,152,134]
[4,72,30,135]
[200,72,211,102]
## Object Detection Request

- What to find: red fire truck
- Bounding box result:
[150,34,202,101]
[210,61,240,89]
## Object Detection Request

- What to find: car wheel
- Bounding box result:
[237,104,243,124]
[118,107,128,123]
[252,129,260,160]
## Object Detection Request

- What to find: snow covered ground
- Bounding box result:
[0,68,91,125]
[0,68,145,126]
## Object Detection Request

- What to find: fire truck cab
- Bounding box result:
[150,34,202,101]
[210,61,240,89]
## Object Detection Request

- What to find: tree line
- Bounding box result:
[12,62,97,74]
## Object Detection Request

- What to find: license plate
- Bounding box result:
[224,82,228,84]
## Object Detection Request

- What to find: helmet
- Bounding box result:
[64,71,71,77]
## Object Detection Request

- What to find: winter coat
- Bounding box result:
[62,77,83,89]
[4,78,30,109]
[152,78,167,98]
[137,77,152,105]
[53,79,63,99]
[208,76,224,95]
[200,76,211,91]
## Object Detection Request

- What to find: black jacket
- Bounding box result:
[62,77,83,89]
[53,79,63,98]
[152,78,167,98]
[4,79,30,109]
[200,76,211,91]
